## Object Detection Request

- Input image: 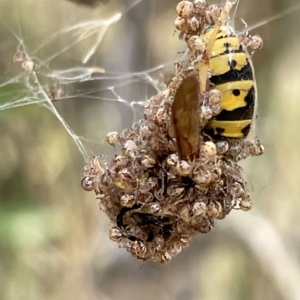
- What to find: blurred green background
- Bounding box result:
[1,0,300,299]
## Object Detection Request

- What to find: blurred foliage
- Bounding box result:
[1,0,300,299]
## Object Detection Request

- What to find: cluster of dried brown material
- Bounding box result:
[81,0,264,263]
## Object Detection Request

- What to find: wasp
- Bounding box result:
[102,0,263,262]
[116,204,174,243]
[172,74,200,159]
[175,0,262,143]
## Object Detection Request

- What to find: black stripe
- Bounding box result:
[215,86,255,121]
[210,59,254,85]
[212,48,244,56]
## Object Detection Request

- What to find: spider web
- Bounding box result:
[0,0,186,160]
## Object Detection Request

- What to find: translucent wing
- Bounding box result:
[172,75,200,160]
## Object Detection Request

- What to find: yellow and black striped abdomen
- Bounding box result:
[204,27,255,138]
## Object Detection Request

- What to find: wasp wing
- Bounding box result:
[172,75,200,160]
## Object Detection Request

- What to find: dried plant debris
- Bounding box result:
[81,0,264,263]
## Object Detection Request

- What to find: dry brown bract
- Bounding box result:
[81,0,264,263]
